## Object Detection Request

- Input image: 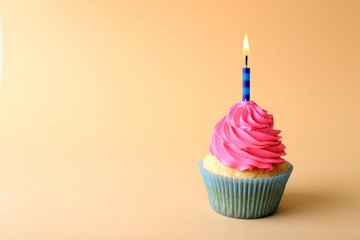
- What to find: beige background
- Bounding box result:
[0,0,359,239]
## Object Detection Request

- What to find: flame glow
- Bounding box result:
[243,34,249,55]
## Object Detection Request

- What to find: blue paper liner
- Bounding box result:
[198,159,293,219]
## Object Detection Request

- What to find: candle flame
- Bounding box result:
[243,34,249,55]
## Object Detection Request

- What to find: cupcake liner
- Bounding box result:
[198,159,293,219]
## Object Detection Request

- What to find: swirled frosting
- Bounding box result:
[210,101,286,171]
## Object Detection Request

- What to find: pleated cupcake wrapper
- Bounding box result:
[198,159,293,219]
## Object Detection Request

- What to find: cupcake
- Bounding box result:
[198,100,293,219]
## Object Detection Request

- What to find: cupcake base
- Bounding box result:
[198,159,293,219]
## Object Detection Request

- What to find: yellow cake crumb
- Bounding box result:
[203,153,289,179]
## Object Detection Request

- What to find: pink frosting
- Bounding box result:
[210,101,286,171]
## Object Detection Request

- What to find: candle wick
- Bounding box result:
[245,55,248,67]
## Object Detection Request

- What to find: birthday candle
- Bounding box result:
[242,67,250,101]
[242,34,250,101]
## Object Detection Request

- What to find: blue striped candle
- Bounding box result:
[242,67,250,101]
